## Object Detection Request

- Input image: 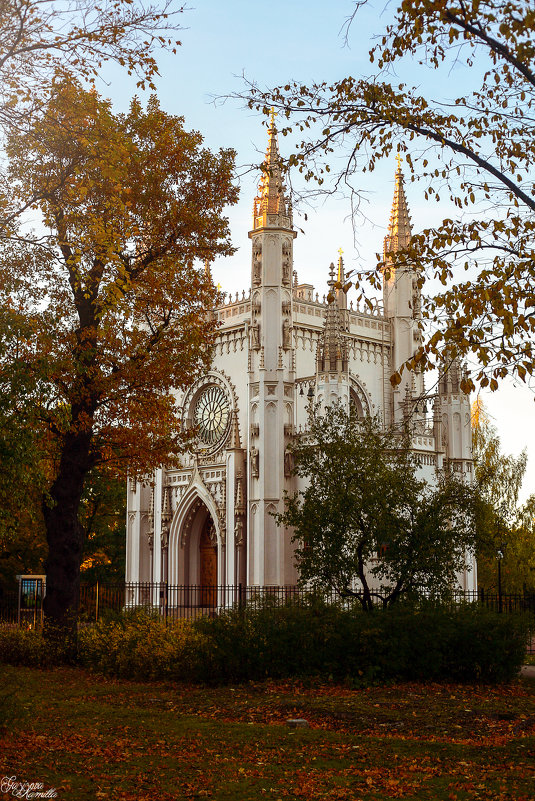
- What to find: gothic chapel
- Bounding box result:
[125,119,477,597]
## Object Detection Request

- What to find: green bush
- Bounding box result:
[189,598,530,684]
[0,626,52,667]
[78,608,208,681]
[2,601,530,684]
[366,603,531,683]
[442,605,530,683]
[192,595,345,682]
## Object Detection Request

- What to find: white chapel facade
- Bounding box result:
[125,121,477,595]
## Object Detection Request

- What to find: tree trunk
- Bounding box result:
[356,546,374,612]
[42,428,93,656]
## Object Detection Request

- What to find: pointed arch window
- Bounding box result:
[349,389,364,419]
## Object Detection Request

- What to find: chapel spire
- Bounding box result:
[335,249,347,311]
[383,155,412,257]
[382,155,425,422]
[317,260,348,373]
[252,110,292,230]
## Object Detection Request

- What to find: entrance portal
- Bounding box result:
[199,517,217,607]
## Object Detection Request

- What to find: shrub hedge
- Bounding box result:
[78,599,531,684]
[188,599,529,684]
[0,600,530,684]
[78,609,209,680]
[0,626,52,668]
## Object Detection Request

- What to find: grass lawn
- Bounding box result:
[0,667,534,800]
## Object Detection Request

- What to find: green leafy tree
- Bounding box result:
[472,399,527,513]
[0,296,47,553]
[277,405,480,610]
[511,496,535,592]
[78,471,126,584]
[243,0,535,390]
[472,399,535,591]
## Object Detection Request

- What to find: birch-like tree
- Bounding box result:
[243,1,535,391]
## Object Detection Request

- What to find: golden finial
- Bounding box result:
[270,106,277,127]
[396,153,403,171]
[337,249,344,282]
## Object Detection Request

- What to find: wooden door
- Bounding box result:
[199,520,217,607]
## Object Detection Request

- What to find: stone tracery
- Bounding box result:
[126,120,475,596]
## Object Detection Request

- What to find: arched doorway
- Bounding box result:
[168,491,221,607]
[199,517,217,607]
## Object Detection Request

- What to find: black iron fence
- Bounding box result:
[78,582,318,622]
[0,587,18,625]
[1,582,534,652]
[473,588,535,615]
[0,579,45,627]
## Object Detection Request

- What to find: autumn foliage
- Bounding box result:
[0,78,238,630]
[243,0,535,390]
[6,80,237,472]
[0,0,185,117]
[1,601,526,684]
[2,663,535,801]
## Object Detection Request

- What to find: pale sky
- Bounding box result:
[99,0,535,504]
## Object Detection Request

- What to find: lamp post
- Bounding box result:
[496,502,509,614]
[497,544,504,613]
